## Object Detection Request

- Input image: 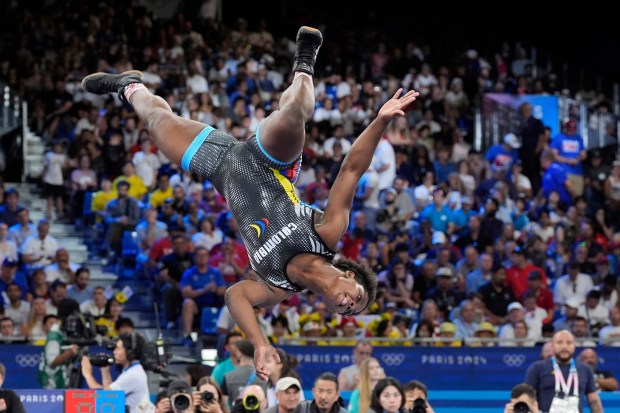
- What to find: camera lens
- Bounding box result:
[89,353,114,367]
[173,394,191,411]
[513,401,530,413]
[411,398,426,413]
[202,391,215,403]
[243,394,260,410]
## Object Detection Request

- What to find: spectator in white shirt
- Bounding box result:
[44,248,80,284]
[3,283,30,333]
[132,138,161,189]
[80,286,107,317]
[20,220,59,269]
[599,307,620,346]
[322,125,352,158]
[578,290,610,331]
[554,261,594,310]
[0,223,18,265]
[372,137,396,192]
[7,208,36,249]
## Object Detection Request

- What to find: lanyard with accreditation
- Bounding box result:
[549,357,580,413]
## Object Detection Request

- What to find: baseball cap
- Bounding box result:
[595,255,610,265]
[439,322,456,334]
[475,322,496,335]
[507,302,524,312]
[432,231,447,245]
[2,257,18,267]
[235,339,255,358]
[275,377,302,392]
[340,316,359,328]
[436,267,453,278]
[303,321,321,333]
[167,379,192,397]
[527,270,542,281]
[565,298,582,309]
[503,133,521,149]
[461,195,473,204]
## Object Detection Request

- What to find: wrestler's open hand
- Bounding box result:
[378,88,419,122]
[254,343,281,381]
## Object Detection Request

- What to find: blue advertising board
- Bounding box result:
[15,389,64,413]
[279,345,620,390]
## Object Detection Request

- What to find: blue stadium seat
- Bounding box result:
[121,230,139,264]
[200,307,221,335]
[82,191,94,219]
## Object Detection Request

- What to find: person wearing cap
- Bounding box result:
[0,257,27,299]
[0,188,25,227]
[469,322,496,347]
[435,322,461,347]
[506,246,547,301]
[540,150,575,207]
[551,119,586,197]
[499,302,539,345]
[424,267,464,321]
[336,316,361,345]
[264,377,303,413]
[221,339,268,404]
[485,133,520,173]
[592,255,612,286]
[553,260,594,310]
[553,298,581,332]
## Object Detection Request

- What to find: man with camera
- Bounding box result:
[38,298,79,389]
[403,380,434,413]
[503,383,539,413]
[81,332,153,413]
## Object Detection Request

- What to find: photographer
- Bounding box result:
[503,383,539,413]
[38,298,79,389]
[165,380,195,413]
[194,376,228,413]
[81,332,153,413]
[403,381,434,413]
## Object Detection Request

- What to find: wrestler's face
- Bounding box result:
[325,270,369,315]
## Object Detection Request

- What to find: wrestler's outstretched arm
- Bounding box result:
[225,280,291,380]
[318,89,419,246]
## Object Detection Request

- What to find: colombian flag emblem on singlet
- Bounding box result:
[278,157,301,184]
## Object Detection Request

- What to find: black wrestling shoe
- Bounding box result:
[292,26,323,76]
[81,70,144,102]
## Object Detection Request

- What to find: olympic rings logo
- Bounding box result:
[381,353,405,366]
[502,354,526,367]
[15,354,41,367]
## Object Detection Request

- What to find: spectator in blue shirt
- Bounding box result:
[541,150,574,207]
[485,133,520,172]
[551,119,586,197]
[180,246,226,343]
[421,188,454,234]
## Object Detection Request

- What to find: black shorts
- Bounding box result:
[44,183,65,198]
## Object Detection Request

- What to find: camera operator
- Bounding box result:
[194,376,228,413]
[165,380,195,413]
[403,380,434,413]
[38,298,79,389]
[81,332,153,413]
[503,383,539,413]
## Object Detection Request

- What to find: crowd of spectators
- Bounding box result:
[0,0,620,357]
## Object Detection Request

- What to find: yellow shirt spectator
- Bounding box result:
[149,185,173,208]
[113,175,147,200]
[91,187,117,222]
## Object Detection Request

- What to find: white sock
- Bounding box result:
[124,83,147,101]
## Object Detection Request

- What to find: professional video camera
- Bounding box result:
[63,311,107,346]
[409,398,427,413]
